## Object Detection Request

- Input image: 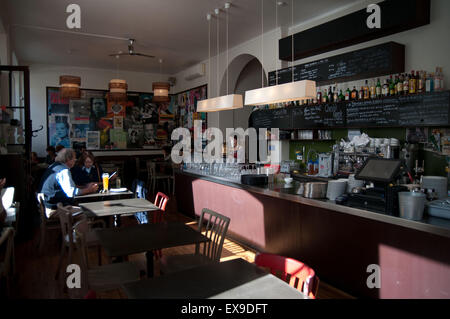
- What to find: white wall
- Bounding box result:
[172,0,449,134]
[30,63,171,155]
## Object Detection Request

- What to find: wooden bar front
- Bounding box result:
[175,172,450,299]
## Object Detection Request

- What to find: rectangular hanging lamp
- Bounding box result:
[244,80,316,106]
[197,94,243,112]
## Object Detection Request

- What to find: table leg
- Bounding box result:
[145,251,154,278]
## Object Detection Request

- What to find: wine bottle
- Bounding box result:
[389,75,395,96]
[376,78,382,98]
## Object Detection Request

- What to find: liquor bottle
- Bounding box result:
[403,73,409,95]
[440,67,445,91]
[382,79,389,97]
[376,78,382,98]
[333,86,338,103]
[393,75,399,95]
[417,71,424,94]
[397,74,404,96]
[434,67,442,92]
[364,80,370,99]
[409,70,417,94]
[345,88,351,101]
[389,75,395,96]
[370,80,376,99]
[317,88,322,104]
[339,89,345,102]
[426,73,434,93]
[351,86,358,100]
[322,89,328,103]
[328,86,333,103]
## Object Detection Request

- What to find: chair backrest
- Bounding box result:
[0,227,15,277]
[36,193,47,222]
[73,218,90,273]
[198,208,230,262]
[152,192,169,223]
[57,203,75,246]
[254,253,319,298]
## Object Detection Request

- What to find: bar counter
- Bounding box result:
[175,169,450,299]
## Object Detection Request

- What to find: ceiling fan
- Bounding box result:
[109,39,155,58]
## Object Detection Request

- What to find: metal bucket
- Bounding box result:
[398,192,426,221]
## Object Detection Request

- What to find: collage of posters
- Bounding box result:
[47,85,207,150]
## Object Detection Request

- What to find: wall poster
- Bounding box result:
[47,84,207,151]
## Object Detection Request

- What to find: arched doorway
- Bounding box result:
[217,54,267,131]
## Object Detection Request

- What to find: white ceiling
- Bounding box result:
[1,0,360,75]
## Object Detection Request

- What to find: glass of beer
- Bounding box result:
[102,173,109,191]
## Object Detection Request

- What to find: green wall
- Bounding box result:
[289,127,448,177]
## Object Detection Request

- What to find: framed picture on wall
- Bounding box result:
[86,131,100,150]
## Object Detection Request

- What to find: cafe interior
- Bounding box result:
[0,0,449,301]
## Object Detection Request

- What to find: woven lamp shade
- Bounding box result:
[108,79,128,102]
[152,82,170,102]
[59,75,81,99]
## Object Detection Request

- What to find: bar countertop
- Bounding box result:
[177,170,450,239]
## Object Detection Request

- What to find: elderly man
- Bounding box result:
[38,148,98,217]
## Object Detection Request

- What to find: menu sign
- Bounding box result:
[269,42,405,86]
[249,91,449,130]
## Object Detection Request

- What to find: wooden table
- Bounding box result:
[79,197,157,227]
[95,222,209,277]
[122,258,309,299]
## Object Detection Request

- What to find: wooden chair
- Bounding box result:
[74,218,140,294]
[147,161,172,195]
[254,253,320,299]
[149,192,169,259]
[159,208,230,275]
[54,203,105,280]
[0,227,15,296]
[36,193,60,255]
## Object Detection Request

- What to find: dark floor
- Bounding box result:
[1,196,354,299]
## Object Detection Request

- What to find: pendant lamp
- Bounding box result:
[244,0,316,106]
[59,75,81,99]
[108,78,128,102]
[197,3,243,113]
[152,59,170,103]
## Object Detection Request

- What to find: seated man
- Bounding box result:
[38,148,98,218]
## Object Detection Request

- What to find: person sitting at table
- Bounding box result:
[38,148,98,217]
[71,152,104,187]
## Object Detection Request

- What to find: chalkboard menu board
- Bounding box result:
[249,91,450,130]
[346,99,399,127]
[269,42,405,86]
[249,107,291,129]
[291,103,346,129]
